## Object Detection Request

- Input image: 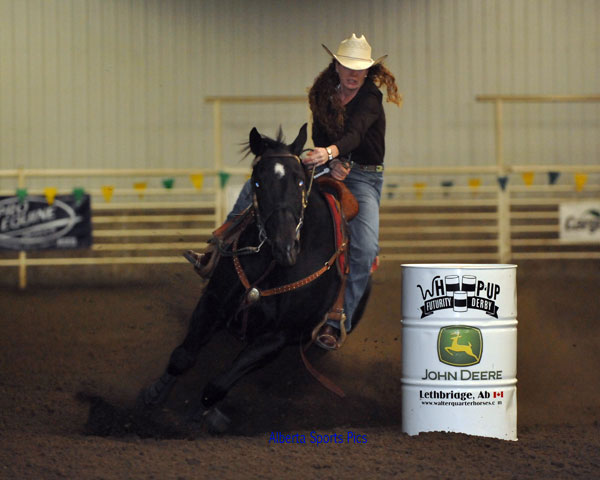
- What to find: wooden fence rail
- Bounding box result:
[1,165,598,288]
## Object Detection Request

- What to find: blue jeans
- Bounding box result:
[331,168,383,332]
[227,180,253,221]
[228,170,383,332]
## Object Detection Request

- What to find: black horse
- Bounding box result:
[140,124,356,432]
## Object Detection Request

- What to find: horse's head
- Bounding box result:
[248,124,308,267]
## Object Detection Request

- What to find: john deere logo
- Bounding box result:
[438,326,482,367]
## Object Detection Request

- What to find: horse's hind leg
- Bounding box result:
[198,330,287,414]
[141,293,222,407]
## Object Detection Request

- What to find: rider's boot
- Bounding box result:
[314,255,379,350]
[183,218,235,279]
[314,277,348,351]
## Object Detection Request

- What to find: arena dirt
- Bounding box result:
[0,259,599,479]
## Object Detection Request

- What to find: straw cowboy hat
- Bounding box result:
[322,33,387,70]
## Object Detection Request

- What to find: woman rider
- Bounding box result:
[304,33,401,349]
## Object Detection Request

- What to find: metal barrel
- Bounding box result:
[401,264,518,441]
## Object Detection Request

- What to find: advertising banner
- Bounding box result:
[0,194,92,251]
[559,202,600,243]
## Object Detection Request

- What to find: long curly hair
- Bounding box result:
[308,60,402,139]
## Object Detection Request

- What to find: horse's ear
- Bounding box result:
[289,123,308,156]
[249,127,265,156]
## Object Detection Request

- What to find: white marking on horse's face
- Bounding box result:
[274,162,285,179]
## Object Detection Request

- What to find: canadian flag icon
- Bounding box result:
[493,391,504,398]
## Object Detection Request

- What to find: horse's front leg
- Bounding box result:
[141,292,223,407]
[196,330,288,432]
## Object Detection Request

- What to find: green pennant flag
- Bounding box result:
[73,187,85,204]
[16,188,28,204]
[218,171,231,188]
[386,183,398,199]
[548,171,560,185]
[162,178,175,189]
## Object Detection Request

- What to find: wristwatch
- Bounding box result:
[326,147,333,161]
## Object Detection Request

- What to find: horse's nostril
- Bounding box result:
[286,249,297,266]
[272,242,298,266]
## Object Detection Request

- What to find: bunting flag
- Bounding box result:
[16,188,28,204]
[413,182,426,199]
[218,171,231,188]
[521,172,535,186]
[574,173,588,192]
[497,176,509,191]
[101,185,115,203]
[133,181,147,198]
[44,187,58,205]
[441,180,454,197]
[386,183,398,199]
[162,178,175,189]
[548,171,560,185]
[190,173,204,190]
[73,187,85,204]
[468,178,481,197]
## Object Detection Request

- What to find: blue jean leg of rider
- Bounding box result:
[226,179,253,222]
[327,168,383,332]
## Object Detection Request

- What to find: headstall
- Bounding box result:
[233,150,338,305]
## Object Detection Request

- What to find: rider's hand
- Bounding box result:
[330,159,351,181]
[303,147,329,167]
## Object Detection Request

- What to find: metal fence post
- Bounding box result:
[494,99,512,263]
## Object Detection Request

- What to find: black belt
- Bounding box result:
[351,163,384,172]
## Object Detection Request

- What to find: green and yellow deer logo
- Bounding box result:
[438,326,483,366]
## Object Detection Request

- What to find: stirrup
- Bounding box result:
[315,324,340,351]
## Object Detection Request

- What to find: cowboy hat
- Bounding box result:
[322,33,387,70]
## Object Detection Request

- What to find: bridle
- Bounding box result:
[251,151,316,250]
[231,149,345,305]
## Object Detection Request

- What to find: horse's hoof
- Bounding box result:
[141,373,176,407]
[192,407,231,434]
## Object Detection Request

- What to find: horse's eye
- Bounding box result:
[254,181,260,188]
[298,180,304,187]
